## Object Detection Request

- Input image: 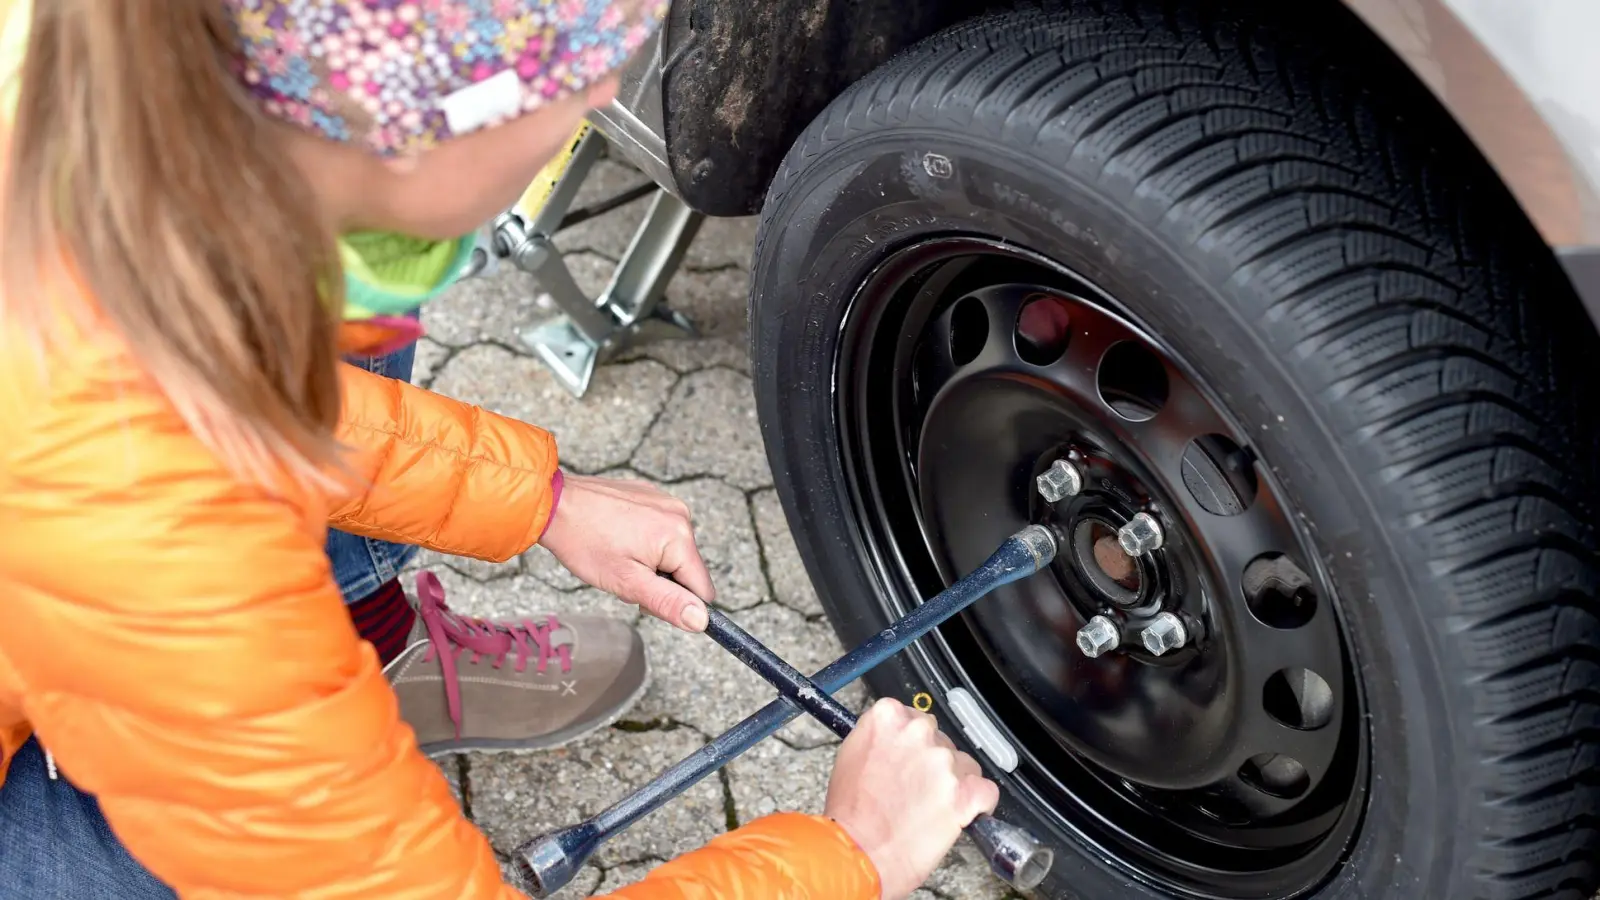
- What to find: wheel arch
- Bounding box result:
[656,0,1600,320]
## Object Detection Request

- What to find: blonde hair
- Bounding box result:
[2,0,343,487]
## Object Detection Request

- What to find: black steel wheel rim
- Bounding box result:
[834,236,1369,898]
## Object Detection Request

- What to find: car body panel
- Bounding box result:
[1342,0,1599,248]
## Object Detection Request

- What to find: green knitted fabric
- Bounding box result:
[340,231,476,318]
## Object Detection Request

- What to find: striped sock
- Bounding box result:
[349,577,416,666]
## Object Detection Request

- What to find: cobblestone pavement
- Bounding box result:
[413,157,1016,899]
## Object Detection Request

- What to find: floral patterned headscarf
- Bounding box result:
[227,0,666,157]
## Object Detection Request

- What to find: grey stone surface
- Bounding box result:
[551,249,753,377]
[412,337,451,388]
[631,602,865,737]
[434,756,464,808]
[660,476,768,612]
[617,266,753,376]
[683,216,758,272]
[415,547,522,584]
[523,543,586,591]
[467,725,726,866]
[633,368,772,490]
[751,489,823,618]
[921,838,1016,900]
[424,267,547,349]
[726,736,835,821]
[422,566,638,626]
[430,344,676,473]
[594,860,658,894]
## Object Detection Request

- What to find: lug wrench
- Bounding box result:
[515,524,1059,897]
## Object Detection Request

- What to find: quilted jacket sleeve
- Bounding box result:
[0,342,516,898]
[0,342,883,899]
[598,813,882,899]
[327,362,561,562]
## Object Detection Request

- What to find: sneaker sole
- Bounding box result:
[416,657,653,758]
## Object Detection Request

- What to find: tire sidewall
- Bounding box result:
[752,130,1459,898]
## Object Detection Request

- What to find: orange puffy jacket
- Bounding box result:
[0,288,880,896]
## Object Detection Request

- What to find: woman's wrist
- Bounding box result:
[537,468,565,542]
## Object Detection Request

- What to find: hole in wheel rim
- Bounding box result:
[1240,753,1310,799]
[1264,667,1335,730]
[949,296,989,365]
[1016,293,1072,365]
[1097,340,1169,421]
[1244,553,1319,629]
[1182,434,1258,516]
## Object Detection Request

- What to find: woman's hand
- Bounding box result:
[539,473,715,632]
[824,698,1000,900]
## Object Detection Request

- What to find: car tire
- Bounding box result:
[748,2,1600,898]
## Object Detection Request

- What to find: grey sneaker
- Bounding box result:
[385,571,649,755]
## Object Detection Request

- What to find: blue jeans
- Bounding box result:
[0,346,420,897]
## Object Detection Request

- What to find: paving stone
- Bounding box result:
[614,335,750,377]
[726,737,835,822]
[751,489,823,618]
[523,543,586,591]
[424,566,639,626]
[433,756,464,808]
[632,369,771,490]
[632,602,864,737]
[468,726,726,866]
[921,837,1014,900]
[431,344,676,473]
[414,547,523,583]
[594,860,658,894]
[682,216,758,271]
[425,267,547,349]
[412,337,451,388]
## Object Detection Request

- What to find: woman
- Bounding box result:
[0,0,999,897]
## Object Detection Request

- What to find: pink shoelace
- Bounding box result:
[413,571,574,739]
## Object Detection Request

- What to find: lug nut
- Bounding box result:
[1075,615,1121,658]
[1140,612,1188,656]
[1117,512,1164,555]
[1036,459,1083,503]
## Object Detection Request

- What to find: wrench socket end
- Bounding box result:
[969,813,1055,891]
[515,822,600,898]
